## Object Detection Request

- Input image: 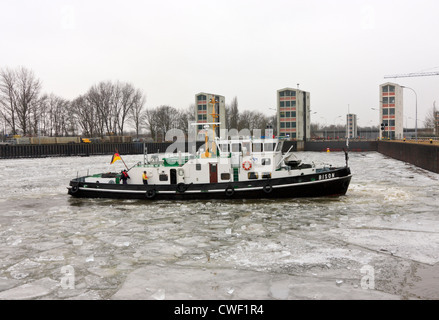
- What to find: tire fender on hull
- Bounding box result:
[176,183,186,193]
[225,186,235,197]
[70,182,80,194]
[263,184,273,194]
[146,188,157,199]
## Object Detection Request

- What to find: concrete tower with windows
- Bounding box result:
[347,114,357,139]
[379,82,403,140]
[276,88,310,141]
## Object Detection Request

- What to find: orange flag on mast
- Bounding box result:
[110,152,122,164]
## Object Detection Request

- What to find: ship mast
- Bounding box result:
[209,95,219,157]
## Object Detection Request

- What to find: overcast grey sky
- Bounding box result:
[1,0,438,128]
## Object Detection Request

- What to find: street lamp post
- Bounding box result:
[371,108,381,139]
[401,86,418,141]
[333,115,342,139]
[319,117,328,140]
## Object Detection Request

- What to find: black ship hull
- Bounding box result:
[68,167,352,200]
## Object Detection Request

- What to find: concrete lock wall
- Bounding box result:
[304,141,378,152]
[377,141,439,174]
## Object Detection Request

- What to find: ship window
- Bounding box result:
[252,143,262,152]
[221,173,231,180]
[219,144,229,152]
[262,172,271,179]
[262,158,271,165]
[248,172,258,179]
[242,142,251,156]
[159,174,168,181]
[276,143,281,152]
[196,163,201,171]
[231,143,241,152]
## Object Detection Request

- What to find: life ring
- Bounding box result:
[263,184,273,194]
[225,186,235,197]
[146,188,156,199]
[176,182,187,193]
[242,161,252,171]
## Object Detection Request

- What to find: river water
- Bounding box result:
[0,151,438,300]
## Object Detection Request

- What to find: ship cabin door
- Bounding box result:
[170,169,177,185]
[209,163,218,183]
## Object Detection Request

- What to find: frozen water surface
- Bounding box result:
[0,152,438,300]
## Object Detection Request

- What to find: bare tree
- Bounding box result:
[40,93,70,136]
[144,107,159,141]
[87,81,115,136]
[79,81,146,137]
[424,101,437,130]
[177,104,195,136]
[117,83,141,135]
[250,111,269,132]
[14,67,42,135]
[129,89,147,139]
[144,105,181,142]
[156,105,180,141]
[0,68,18,135]
[72,95,98,137]
[227,96,239,129]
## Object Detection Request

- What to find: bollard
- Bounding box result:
[326,148,330,153]
[430,139,433,144]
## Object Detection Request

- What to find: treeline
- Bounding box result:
[0,66,149,139]
[225,97,277,134]
[0,66,276,141]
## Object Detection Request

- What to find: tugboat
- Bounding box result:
[67,97,351,200]
[67,135,352,201]
[67,140,351,201]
